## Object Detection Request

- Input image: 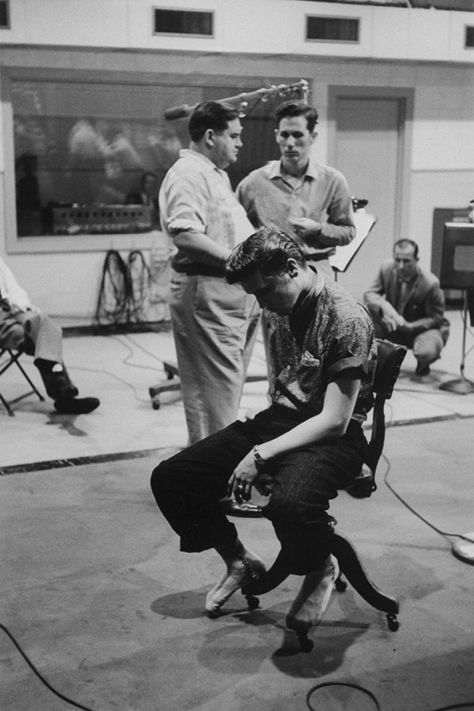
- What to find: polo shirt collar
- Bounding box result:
[266,157,320,182]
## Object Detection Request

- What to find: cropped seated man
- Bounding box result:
[151,227,376,632]
[0,255,100,414]
[364,238,450,377]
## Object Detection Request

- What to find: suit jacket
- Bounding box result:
[364,260,449,335]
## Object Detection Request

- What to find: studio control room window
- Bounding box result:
[11,78,278,242]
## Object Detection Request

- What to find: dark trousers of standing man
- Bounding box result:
[150,405,369,575]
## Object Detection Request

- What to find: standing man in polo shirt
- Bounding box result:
[236,99,355,280]
[159,101,260,444]
[236,100,355,379]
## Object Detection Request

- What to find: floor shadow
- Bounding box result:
[150,587,211,619]
[46,411,88,436]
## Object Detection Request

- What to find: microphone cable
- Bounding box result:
[0,622,97,711]
[306,680,474,711]
[382,452,474,546]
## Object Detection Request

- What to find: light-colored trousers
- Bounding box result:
[0,307,63,363]
[169,272,261,445]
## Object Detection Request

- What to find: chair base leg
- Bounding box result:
[243,531,400,642]
[242,549,292,596]
[331,532,399,630]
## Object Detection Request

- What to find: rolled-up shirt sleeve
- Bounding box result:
[161,173,209,237]
[327,317,374,381]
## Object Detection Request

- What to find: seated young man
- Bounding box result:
[150,227,376,633]
[364,238,450,377]
[0,256,100,414]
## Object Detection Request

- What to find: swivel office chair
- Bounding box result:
[0,348,44,416]
[235,339,407,652]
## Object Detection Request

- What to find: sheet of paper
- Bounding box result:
[329,212,376,273]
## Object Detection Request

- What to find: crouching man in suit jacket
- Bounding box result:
[364,238,449,377]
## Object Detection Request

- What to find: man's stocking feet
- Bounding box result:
[205,549,266,617]
[286,555,339,634]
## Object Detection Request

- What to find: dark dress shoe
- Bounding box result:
[415,363,430,377]
[54,397,100,414]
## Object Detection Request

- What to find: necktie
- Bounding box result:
[397,281,409,315]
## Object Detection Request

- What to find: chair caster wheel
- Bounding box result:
[152,398,161,410]
[387,613,399,631]
[297,633,314,653]
[246,595,260,610]
[335,575,347,593]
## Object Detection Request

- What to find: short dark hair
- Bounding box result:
[188,101,240,142]
[393,238,419,260]
[225,227,306,284]
[274,100,319,133]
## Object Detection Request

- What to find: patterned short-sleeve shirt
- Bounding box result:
[267,269,376,422]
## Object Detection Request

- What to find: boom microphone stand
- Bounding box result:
[164,79,310,120]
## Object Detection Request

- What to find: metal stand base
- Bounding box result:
[439,377,474,394]
[439,290,474,395]
[452,532,474,565]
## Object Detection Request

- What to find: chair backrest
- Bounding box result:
[346,339,406,499]
[368,339,407,474]
[373,339,407,400]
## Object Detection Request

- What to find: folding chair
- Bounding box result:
[0,348,45,416]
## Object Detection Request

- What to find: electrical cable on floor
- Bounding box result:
[0,622,97,711]
[67,335,173,405]
[381,402,474,555]
[306,681,474,710]
[68,331,267,407]
[70,364,151,405]
[381,453,474,545]
[306,681,381,710]
[305,678,474,711]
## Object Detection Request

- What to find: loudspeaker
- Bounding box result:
[440,223,474,290]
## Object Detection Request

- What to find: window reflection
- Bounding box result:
[11,79,279,238]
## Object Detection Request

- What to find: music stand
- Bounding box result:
[329,211,376,279]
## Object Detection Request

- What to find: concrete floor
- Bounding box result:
[1,310,474,710]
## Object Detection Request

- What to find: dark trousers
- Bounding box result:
[151,405,369,575]
[0,304,76,400]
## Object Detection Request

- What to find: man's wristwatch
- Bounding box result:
[253,446,267,472]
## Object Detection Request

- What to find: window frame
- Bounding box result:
[465,24,474,47]
[152,7,214,38]
[0,0,9,29]
[305,14,361,44]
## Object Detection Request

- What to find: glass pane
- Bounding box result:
[154,9,213,36]
[0,1,8,28]
[307,16,359,42]
[11,79,289,238]
[466,25,474,47]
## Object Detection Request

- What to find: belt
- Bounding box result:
[172,262,225,277]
